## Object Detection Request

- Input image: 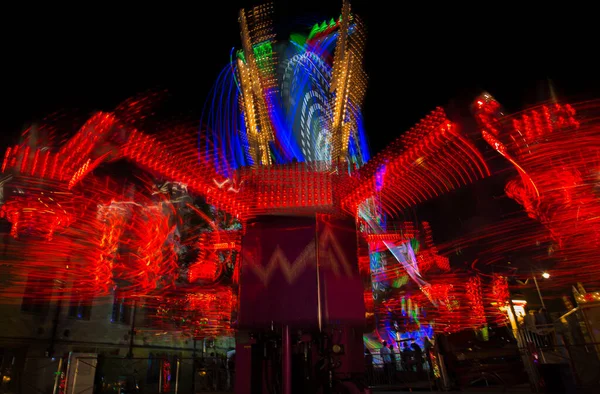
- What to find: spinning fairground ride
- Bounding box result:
[1,1,599,393]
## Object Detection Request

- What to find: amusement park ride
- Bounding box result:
[1,1,598,393]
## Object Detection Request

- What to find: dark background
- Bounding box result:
[1,0,597,152]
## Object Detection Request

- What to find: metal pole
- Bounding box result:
[509,298,540,393]
[436,352,451,391]
[158,359,163,393]
[532,274,546,309]
[191,341,196,394]
[52,357,64,394]
[282,325,292,394]
[47,297,63,358]
[316,219,323,332]
[507,298,520,333]
[48,278,65,358]
[175,357,180,394]
[126,299,137,358]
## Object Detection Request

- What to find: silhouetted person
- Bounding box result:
[410,341,423,374]
[536,308,553,347]
[227,348,236,390]
[401,342,413,371]
[423,336,434,372]
[389,344,398,373]
[208,353,217,390]
[380,341,392,381]
[525,308,544,345]
[524,307,537,331]
[536,307,549,325]
[364,347,374,382]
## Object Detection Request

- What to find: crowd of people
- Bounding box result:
[364,337,434,383]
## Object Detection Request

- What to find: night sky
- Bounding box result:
[2,1,597,153]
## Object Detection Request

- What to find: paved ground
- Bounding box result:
[371,385,533,393]
[371,390,531,394]
[370,382,533,393]
[372,390,531,393]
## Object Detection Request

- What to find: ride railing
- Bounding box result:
[365,353,435,389]
[514,323,600,392]
[60,356,233,394]
[515,324,557,351]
